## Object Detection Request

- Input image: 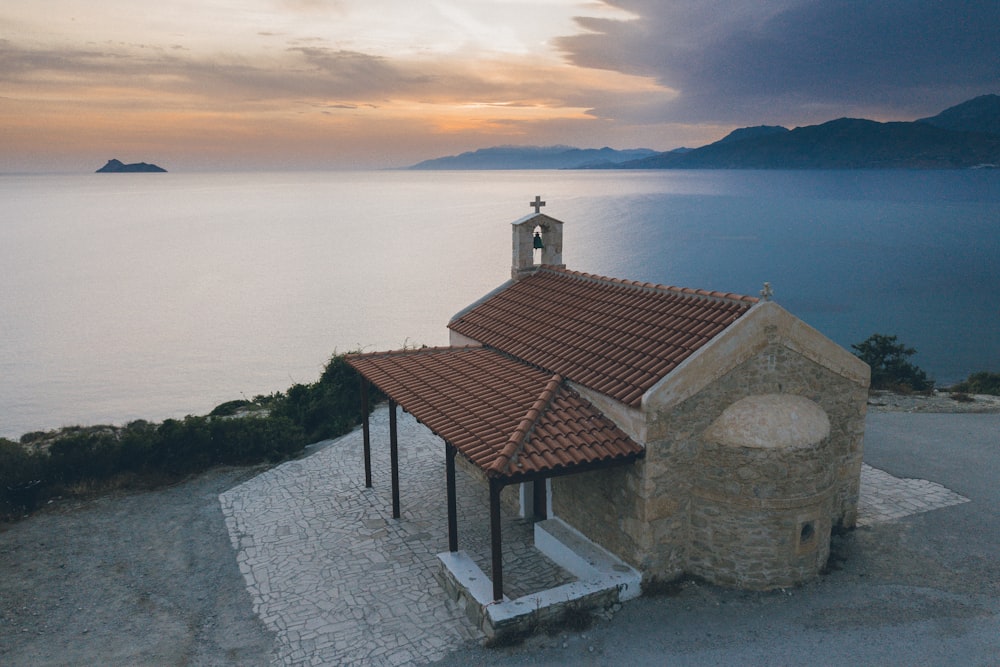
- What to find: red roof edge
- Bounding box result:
[539,266,760,305]
[346,345,478,362]
[488,373,563,476]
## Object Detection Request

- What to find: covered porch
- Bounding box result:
[347,345,644,628]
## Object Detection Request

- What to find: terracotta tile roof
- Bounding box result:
[347,346,643,479]
[449,267,758,407]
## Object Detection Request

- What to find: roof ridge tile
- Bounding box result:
[489,373,563,476]
[538,266,759,305]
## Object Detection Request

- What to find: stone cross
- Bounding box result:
[530,196,546,214]
[760,282,774,301]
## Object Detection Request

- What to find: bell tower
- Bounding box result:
[512,196,564,280]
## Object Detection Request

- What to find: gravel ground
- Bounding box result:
[865,389,1000,413]
[0,467,276,666]
[1,395,997,666]
[437,409,1000,666]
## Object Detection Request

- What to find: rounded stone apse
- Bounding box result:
[690,394,836,589]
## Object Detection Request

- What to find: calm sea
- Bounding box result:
[1,169,998,438]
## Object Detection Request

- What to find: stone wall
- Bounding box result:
[688,417,836,588]
[687,491,833,589]
[550,463,651,572]
[644,342,867,586]
[551,336,868,590]
[453,455,522,515]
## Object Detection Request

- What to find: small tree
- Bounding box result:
[950,371,1000,396]
[852,333,933,392]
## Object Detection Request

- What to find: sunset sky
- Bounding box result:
[2,0,997,172]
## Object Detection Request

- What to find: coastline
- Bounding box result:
[7,389,999,448]
[866,389,1000,414]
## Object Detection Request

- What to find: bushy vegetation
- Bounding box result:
[852,333,933,393]
[1,353,380,521]
[949,371,1000,396]
[0,439,45,514]
[271,355,376,443]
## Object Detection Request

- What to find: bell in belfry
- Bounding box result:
[533,231,544,249]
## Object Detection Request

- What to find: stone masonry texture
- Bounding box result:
[553,341,867,590]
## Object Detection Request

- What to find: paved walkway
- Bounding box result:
[219,406,570,666]
[219,406,970,666]
[857,462,968,526]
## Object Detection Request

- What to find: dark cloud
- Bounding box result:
[560,0,1000,125]
[0,42,138,82]
[289,47,435,94]
[0,41,442,106]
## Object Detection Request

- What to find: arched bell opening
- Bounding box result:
[511,202,565,280]
[532,225,544,262]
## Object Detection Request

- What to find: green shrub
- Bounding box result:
[950,371,1000,396]
[118,420,158,473]
[210,415,306,464]
[19,431,49,445]
[209,399,253,417]
[146,413,308,475]
[852,333,933,392]
[271,354,380,442]
[4,352,375,521]
[46,430,122,485]
[0,439,44,517]
[149,416,215,476]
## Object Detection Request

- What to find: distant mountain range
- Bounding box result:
[409,94,999,170]
[408,145,660,170]
[96,159,166,173]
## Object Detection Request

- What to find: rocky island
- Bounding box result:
[96,158,167,173]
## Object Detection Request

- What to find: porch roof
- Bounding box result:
[347,346,643,480]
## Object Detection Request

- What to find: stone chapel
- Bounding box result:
[348,202,870,634]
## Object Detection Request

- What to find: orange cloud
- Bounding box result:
[0,1,680,171]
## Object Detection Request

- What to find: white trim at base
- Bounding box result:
[436,517,641,639]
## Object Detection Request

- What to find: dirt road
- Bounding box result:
[0,467,275,666]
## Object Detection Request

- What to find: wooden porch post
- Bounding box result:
[532,478,547,519]
[360,377,372,488]
[489,477,504,602]
[446,444,458,552]
[389,399,400,519]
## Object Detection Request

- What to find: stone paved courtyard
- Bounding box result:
[219,405,972,666]
[856,462,969,526]
[219,406,572,666]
